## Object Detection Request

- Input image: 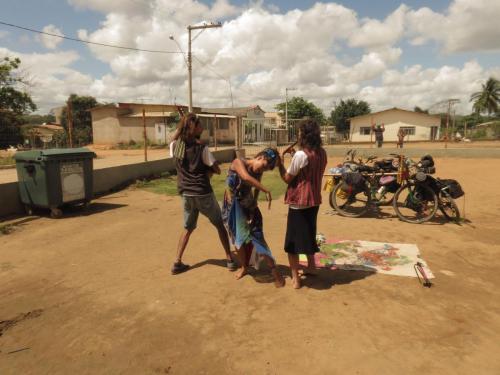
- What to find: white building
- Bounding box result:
[349,108,441,142]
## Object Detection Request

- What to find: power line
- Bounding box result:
[192,55,274,102]
[0,20,183,54]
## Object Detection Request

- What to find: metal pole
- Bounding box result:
[143,108,148,162]
[187,27,193,113]
[67,100,73,148]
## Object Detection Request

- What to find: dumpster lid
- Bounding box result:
[14,148,96,161]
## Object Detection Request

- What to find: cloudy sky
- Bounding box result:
[1,0,499,114]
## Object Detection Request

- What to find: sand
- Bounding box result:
[0,157,499,374]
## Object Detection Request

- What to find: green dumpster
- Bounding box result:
[14,148,96,218]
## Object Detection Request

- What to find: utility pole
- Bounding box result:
[186,22,222,112]
[143,108,148,162]
[67,100,73,148]
[285,87,296,142]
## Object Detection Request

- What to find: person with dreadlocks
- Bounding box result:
[222,148,285,288]
[169,113,237,275]
[278,119,327,289]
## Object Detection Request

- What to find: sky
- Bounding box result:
[1,0,499,114]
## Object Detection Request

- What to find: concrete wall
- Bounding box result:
[0,149,236,219]
[92,107,122,144]
[351,110,441,142]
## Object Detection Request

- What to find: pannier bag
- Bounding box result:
[440,179,464,199]
[341,172,366,194]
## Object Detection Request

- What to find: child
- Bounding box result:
[223,148,285,288]
[278,119,327,289]
[170,113,236,274]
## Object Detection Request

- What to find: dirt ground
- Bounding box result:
[1,157,499,374]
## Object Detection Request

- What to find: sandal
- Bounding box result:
[171,261,190,275]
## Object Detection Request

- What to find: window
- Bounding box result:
[400,126,415,135]
[218,118,229,130]
[360,126,371,135]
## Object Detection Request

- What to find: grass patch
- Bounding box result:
[137,164,287,201]
[0,156,15,166]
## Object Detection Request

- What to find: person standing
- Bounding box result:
[278,119,327,289]
[372,123,385,148]
[170,113,237,275]
[397,127,405,148]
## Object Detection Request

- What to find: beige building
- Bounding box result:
[349,108,441,142]
[90,103,197,145]
[201,105,266,143]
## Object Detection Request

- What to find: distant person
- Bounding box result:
[278,119,327,289]
[397,127,405,148]
[222,148,285,287]
[372,123,385,148]
[170,113,237,275]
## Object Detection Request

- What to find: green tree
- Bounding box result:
[330,98,371,133]
[60,94,99,145]
[275,97,325,124]
[414,106,429,114]
[0,57,37,147]
[470,77,500,115]
[19,113,56,125]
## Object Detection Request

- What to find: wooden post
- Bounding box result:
[67,100,73,148]
[214,115,218,151]
[143,108,148,162]
[370,116,373,148]
[445,101,450,149]
[464,121,468,138]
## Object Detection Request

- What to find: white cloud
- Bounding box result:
[38,24,64,50]
[2,0,498,114]
[407,0,500,52]
[359,61,491,113]
[349,5,407,49]
[0,47,93,112]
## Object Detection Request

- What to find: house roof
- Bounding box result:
[89,102,194,112]
[38,123,63,131]
[202,105,264,116]
[349,107,441,121]
[122,111,175,118]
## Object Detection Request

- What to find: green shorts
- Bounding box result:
[182,193,223,230]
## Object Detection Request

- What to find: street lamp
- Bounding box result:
[169,23,222,113]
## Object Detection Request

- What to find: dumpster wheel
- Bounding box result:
[50,208,63,219]
[24,205,34,216]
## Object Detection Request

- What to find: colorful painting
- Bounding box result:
[299,235,434,278]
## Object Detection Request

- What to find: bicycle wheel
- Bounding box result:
[392,183,438,223]
[331,182,371,217]
[439,193,461,222]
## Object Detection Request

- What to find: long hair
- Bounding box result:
[298,119,322,150]
[173,113,200,142]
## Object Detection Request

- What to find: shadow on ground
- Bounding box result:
[187,258,374,290]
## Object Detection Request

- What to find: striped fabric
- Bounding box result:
[285,148,327,207]
[173,139,186,160]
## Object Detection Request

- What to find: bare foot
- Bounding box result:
[235,267,248,280]
[292,277,301,289]
[272,268,285,288]
[299,266,317,276]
